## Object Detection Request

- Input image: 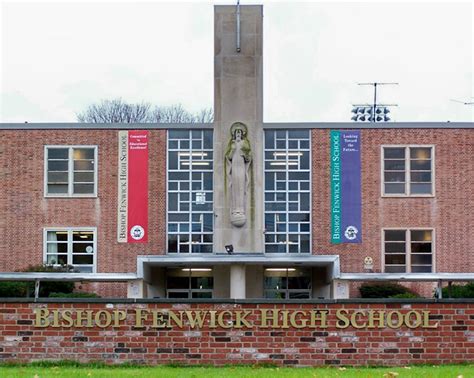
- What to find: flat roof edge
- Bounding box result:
[264,122,474,129]
[0,123,214,130]
[0,122,473,130]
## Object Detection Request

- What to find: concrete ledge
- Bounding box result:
[0,272,138,281]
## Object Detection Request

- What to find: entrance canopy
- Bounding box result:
[137,254,340,300]
[137,254,340,279]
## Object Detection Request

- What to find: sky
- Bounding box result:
[0,0,473,123]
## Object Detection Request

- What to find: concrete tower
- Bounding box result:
[213,5,264,256]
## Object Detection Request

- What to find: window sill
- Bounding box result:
[44,195,98,199]
[381,195,435,198]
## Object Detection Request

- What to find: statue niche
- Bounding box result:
[225,122,252,227]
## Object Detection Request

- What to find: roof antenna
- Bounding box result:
[450,98,474,105]
[236,0,241,53]
[352,82,399,122]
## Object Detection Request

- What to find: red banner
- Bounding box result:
[127,131,148,243]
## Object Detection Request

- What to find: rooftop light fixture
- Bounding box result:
[352,82,398,123]
[351,105,391,122]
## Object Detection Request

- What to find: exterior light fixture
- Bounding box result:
[181,268,212,272]
[225,245,234,254]
[265,268,296,272]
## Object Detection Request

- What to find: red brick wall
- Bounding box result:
[312,129,474,277]
[0,301,473,366]
[0,130,167,297]
[1,128,473,298]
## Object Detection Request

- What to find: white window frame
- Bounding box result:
[166,130,214,254]
[381,145,435,197]
[381,228,435,273]
[44,145,98,197]
[43,227,97,273]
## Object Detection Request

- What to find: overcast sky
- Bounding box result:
[1,0,473,123]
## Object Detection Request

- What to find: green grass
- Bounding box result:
[0,364,473,378]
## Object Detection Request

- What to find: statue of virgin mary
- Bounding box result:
[225,122,252,227]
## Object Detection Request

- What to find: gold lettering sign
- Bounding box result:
[33,308,438,329]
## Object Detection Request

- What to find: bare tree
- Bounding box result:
[149,104,214,123]
[194,107,214,123]
[77,99,213,123]
[77,99,152,123]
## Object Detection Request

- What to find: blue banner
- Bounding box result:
[331,130,361,243]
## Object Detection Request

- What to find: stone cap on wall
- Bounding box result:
[1,297,474,304]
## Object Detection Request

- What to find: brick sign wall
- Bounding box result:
[1,300,473,366]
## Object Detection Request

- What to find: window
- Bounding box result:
[382,146,434,196]
[167,130,213,253]
[264,130,311,253]
[383,229,433,273]
[44,228,96,273]
[264,268,312,299]
[166,268,213,299]
[45,146,97,197]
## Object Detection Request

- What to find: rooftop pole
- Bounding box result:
[236,0,241,53]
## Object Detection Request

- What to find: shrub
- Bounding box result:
[49,292,100,298]
[440,283,474,298]
[24,264,75,297]
[0,281,29,297]
[0,265,100,298]
[390,292,419,299]
[359,282,417,298]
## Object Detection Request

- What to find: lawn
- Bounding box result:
[0,364,472,378]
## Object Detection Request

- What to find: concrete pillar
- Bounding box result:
[145,267,166,299]
[213,5,264,253]
[312,267,331,299]
[213,266,230,298]
[332,280,350,299]
[246,265,263,298]
[127,279,145,298]
[230,264,246,298]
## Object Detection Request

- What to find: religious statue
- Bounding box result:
[225,122,252,227]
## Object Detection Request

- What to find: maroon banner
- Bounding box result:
[127,131,148,243]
